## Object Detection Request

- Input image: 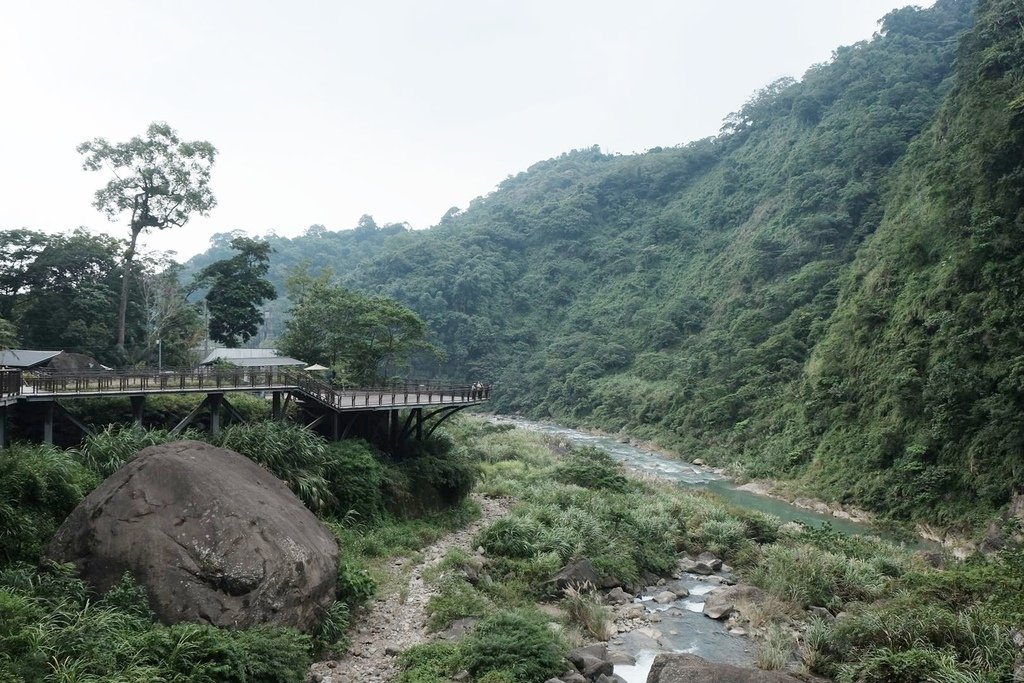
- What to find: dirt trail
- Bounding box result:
[307,494,512,683]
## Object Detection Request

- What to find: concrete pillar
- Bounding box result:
[415,408,423,441]
[0,405,7,450]
[209,393,223,437]
[332,412,340,441]
[272,391,282,420]
[43,401,55,445]
[130,395,145,428]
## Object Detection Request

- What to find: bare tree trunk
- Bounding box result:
[116,228,141,356]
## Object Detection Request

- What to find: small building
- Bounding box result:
[199,348,307,368]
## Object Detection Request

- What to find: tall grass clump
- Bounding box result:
[748,542,889,609]
[78,424,188,477]
[215,422,334,513]
[562,582,613,640]
[0,444,97,564]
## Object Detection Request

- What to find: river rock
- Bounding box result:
[47,440,338,632]
[567,643,613,679]
[646,653,802,682]
[653,590,677,604]
[552,558,602,590]
[702,584,765,620]
[695,552,722,571]
[664,580,690,598]
[605,586,634,605]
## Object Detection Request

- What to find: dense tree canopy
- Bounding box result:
[278,268,438,385]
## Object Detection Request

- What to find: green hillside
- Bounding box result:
[184,0,1024,526]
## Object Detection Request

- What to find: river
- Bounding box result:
[491,416,898,681]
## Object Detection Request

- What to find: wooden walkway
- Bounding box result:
[0,367,488,448]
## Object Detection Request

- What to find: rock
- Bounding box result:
[646,653,802,682]
[560,672,587,683]
[544,679,567,683]
[663,580,690,598]
[695,552,723,571]
[619,604,645,620]
[608,651,636,665]
[677,557,699,574]
[435,616,479,642]
[452,671,470,682]
[807,606,834,621]
[567,643,613,679]
[605,586,634,605]
[702,585,766,621]
[653,590,677,604]
[47,440,336,632]
[596,675,628,683]
[693,458,705,466]
[552,558,602,590]
[384,646,401,656]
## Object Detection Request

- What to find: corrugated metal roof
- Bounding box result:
[0,349,63,369]
[228,356,307,367]
[200,348,285,365]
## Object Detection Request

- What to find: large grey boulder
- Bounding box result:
[646,654,801,682]
[48,440,338,632]
[702,584,766,620]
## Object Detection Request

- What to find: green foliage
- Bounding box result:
[0,445,97,564]
[323,440,389,522]
[553,446,630,492]
[79,424,183,477]
[396,642,462,683]
[214,421,334,512]
[278,266,440,384]
[0,563,312,682]
[192,236,276,348]
[459,609,567,682]
[335,559,377,608]
[425,576,494,632]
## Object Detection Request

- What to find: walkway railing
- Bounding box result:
[0,369,21,400]
[7,366,488,411]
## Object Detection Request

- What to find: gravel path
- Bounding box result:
[307,494,512,683]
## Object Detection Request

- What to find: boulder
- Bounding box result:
[48,440,338,632]
[605,586,634,605]
[552,558,602,590]
[664,580,690,598]
[568,643,614,679]
[695,552,722,571]
[646,653,802,682]
[702,584,765,620]
[653,590,678,604]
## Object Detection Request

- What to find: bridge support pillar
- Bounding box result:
[130,396,145,428]
[331,412,340,440]
[43,401,54,445]
[415,408,423,440]
[272,392,282,420]
[390,410,400,447]
[209,393,223,437]
[0,405,7,450]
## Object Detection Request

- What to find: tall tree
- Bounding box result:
[140,258,204,367]
[78,122,216,357]
[192,237,276,348]
[0,229,47,321]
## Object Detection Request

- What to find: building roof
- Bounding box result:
[228,356,307,368]
[199,348,306,367]
[0,349,63,369]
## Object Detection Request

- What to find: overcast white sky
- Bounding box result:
[0,0,930,261]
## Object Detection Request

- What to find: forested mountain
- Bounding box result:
[184,0,1024,526]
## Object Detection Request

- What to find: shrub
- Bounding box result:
[749,542,888,608]
[396,642,462,683]
[425,576,494,632]
[553,447,630,492]
[323,440,388,522]
[336,559,377,607]
[0,444,97,564]
[460,609,566,682]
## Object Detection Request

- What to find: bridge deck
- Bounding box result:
[0,367,488,412]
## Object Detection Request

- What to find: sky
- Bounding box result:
[0,0,931,262]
